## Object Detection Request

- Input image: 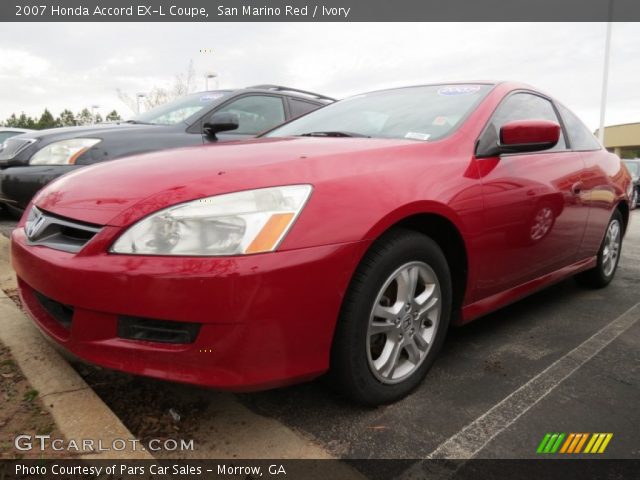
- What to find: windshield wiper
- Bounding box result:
[299,131,370,138]
[123,120,154,125]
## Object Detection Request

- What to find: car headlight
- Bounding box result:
[111,185,313,256]
[30,138,101,165]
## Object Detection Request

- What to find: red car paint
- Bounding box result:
[11,82,631,390]
[500,119,560,146]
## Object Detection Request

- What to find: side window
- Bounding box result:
[0,132,16,143]
[556,103,601,151]
[216,95,285,135]
[289,99,320,119]
[482,93,567,152]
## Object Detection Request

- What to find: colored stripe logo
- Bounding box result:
[537,433,613,454]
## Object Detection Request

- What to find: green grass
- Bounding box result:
[23,389,39,402]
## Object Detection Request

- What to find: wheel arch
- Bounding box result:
[616,200,629,235]
[360,203,470,324]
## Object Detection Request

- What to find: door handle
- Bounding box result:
[571,182,584,195]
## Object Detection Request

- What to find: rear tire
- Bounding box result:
[330,229,452,406]
[575,210,623,288]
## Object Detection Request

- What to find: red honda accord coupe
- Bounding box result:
[11,82,632,405]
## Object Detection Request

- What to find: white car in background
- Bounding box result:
[0,128,34,151]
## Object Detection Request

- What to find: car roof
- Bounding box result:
[352,81,549,98]
[242,85,336,104]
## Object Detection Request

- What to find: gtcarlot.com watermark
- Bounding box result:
[14,434,195,452]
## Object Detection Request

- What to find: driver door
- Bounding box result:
[473,92,589,300]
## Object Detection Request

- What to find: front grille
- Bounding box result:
[118,316,201,344]
[25,207,101,253]
[0,137,36,161]
[33,291,74,330]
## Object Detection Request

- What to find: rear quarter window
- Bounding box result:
[289,98,320,118]
[556,103,601,151]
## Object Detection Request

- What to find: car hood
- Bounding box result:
[0,123,181,167]
[33,136,428,226]
[18,122,171,141]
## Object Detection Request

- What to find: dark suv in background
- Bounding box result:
[0,85,334,216]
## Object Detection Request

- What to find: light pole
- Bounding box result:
[205,73,218,91]
[91,105,100,124]
[598,1,614,145]
[136,93,146,114]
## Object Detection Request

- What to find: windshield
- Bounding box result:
[131,91,230,125]
[266,84,492,141]
[623,160,639,176]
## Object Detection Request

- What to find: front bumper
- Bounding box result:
[11,227,367,390]
[1,165,79,209]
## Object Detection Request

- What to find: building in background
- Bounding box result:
[596,122,640,158]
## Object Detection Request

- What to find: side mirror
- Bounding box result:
[477,119,561,158]
[203,112,239,138]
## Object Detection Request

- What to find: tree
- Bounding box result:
[171,59,196,98]
[3,107,123,129]
[76,108,93,126]
[117,60,196,114]
[16,113,36,129]
[58,109,76,127]
[37,109,57,130]
[105,110,122,122]
[4,114,19,128]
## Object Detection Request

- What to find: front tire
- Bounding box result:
[330,229,452,405]
[575,210,623,288]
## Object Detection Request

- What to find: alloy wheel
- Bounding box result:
[366,261,441,384]
[602,219,621,277]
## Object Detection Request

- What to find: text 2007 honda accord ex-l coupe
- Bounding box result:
[11,82,632,405]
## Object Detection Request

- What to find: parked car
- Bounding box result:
[11,82,631,405]
[622,158,639,209]
[0,130,34,212]
[0,128,34,148]
[0,85,334,216]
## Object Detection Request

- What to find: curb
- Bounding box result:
[0,234,152,459]
[0,233,365,475]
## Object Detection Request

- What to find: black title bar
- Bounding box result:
[1,0,639,22]
[3,459,640,480]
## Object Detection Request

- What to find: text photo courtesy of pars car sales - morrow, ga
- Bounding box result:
[0,2,639,479]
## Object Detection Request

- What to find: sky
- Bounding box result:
[0,22,638,130]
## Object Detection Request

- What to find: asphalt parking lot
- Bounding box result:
[1,207,638,469]
[241,210,638,463]
[236,213,639,461]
